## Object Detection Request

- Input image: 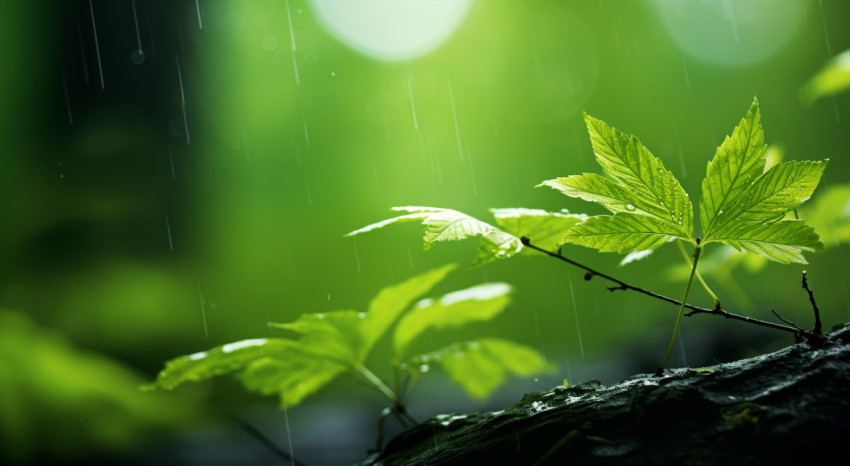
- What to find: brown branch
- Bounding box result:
[520,237,818,341]
[801,271,822,336]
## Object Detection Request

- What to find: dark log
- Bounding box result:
[360,324,850,465]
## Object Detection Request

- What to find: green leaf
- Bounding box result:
[238,351,347,408]
[705,220,824,264]
[143,338,298,391]
[561,213,683,254]
[700,99,766,238]
[538,174,638,215]
[704,160,827,235]
[363,263,458,355]
[800,49,850,103]
[269,311,367,363]
[393,282,512,358]
[490,208,586,253]
[703,159,828,263]
[408,338,553,400]
[269,264,458,363]
[346,207,524,266]
[558,114,693,238]
[149,265,458,408]
[798,183,850,247]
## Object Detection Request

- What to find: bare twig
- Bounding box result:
[801,271,822,336]
[771,309,803,332]
[520,237,817,341]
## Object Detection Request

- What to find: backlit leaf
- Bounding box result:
[704,160,827,238]
[393,283,512,358]
[490,208,586,253]
[346,207,523,266]
[363,263,458,355]
[143,338,297,391]
[700,99,766,238]
[238,351,347,408]
[560,213,683,254]
[408,338,553,400]
[800,49,850,103]
[579,113,693,236]
[706,220,823,264]
[798,183,850,247]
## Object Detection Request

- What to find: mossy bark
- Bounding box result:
[360,324,850,465]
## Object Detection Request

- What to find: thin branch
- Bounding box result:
[771,309,803,332]
[235,416,309,466]
[801,271,823,335]
[520,237,817,341]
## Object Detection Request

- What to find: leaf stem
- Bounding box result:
[355,363,398,406]
[657,244,701,375]
[676,240,720,309]
[519,237,817,341]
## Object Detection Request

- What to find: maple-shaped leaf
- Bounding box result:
[541,112,695,253]
[543,98,827,264]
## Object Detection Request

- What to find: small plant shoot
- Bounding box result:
[351,98,829,375]
[146,264,552,446]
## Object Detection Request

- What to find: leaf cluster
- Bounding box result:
[145,264,552,407]
[541,99,827,263]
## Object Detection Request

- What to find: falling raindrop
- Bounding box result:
[164,210,174,251]
[407,65,418,130]
[467,148,478,196]
[60,65,73,125]
[302,115,310,149]
[286,0,300,85]
[197,281,209,337]
[88,0,104,89]
[195,0,203,30]
[282,399,296,465]
[130,0,145,64]
[447,77,464,161]
[568,272,585,358]
[682,57,690,90]
[168,151,176,179]
[176,55,190,143]
[353,238,361,274]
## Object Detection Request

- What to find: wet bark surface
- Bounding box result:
[359,324,850,465]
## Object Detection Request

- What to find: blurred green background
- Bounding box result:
[2,0,849,464]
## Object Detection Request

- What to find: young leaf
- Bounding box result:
[148,265,457,408]
[705,220,823,264]
[541,113,695,254]
[798,183,850,247]
[269,310,367,363]
[346,207,524,266]
[700,99,766,238]
[702,160,828,262]
[362,263,458,354]
[560,213,682,253]
[393,282,512,358]
[704,160,827,237]
[490,208,586,252]
[800,49,850,103]
[238,351,348,407]
[142,338,299,391]
[568,114,692,233]
[408,338,553,400]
